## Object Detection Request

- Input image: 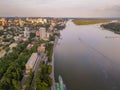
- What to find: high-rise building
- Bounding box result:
[39,27,47,40]
[24,27,30,38]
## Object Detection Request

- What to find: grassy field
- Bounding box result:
[72,20,111,25]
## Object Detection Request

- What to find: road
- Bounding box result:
[49,36,59,90]
[21,54,42,90]
[21,37,59,90]
[49,52,55,90]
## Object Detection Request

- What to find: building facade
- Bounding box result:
[25,53,38,74]
[39,27,47,40]
[24,27,30,38]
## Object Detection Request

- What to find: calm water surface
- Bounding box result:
[54,21,120,90]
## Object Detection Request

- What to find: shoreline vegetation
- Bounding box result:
[72,19,111,25]
[101,22,120,34]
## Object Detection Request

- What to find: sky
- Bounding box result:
[0,0,120,17]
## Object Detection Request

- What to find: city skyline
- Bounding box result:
[0,0,120,17]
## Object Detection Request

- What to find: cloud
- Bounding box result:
[94,4,120,17]
[0,0,120,17]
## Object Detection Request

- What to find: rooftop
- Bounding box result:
[26,53,38,65]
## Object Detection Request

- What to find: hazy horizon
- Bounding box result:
[0,0,120,17]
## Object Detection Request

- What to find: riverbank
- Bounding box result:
[101,22,120,34]
[72,19,111,25]
[50,36,59,90]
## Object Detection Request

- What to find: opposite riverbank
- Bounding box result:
[101,22,120,34]
[72,19,111,25]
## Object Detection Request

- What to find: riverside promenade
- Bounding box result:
[50,36,59,90]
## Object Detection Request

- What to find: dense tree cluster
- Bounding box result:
[25,72,34,90]
[101,23,120,34]
[54,24,65,30]
[34,62,52,90]
[46,43,54,62]
[0,41,37,90]
[49,35,55,41]
[0,30,4,36]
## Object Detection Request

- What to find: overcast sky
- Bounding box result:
[0,0,120,17]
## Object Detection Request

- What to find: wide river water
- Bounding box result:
[54,21,120,90]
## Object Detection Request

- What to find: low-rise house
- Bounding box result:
[37,44,45,54]
[22,37,28,41]
[0,26,4,30]
[47,32,50,39]
[9,43,17,49]
[7,34,13,39]
[26,44,34,50]
[14,36,20,41]
[0,50,6,58]
[2,42,10,46]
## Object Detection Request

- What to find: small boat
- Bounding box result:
[56,75,67,90]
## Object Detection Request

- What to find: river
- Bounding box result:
[54,20,120,90]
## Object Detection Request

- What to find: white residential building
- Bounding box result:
[24,27,30,38]
[14,36,20,41]
[39,27,47,40]
[47,32,50,38]
[25,53,38,74]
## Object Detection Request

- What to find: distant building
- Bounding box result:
[14,36,20,41]
[36,30,40,39]
[0,26,4,30]
[51,22,56,27]
[39,27,47,40]
[25,53,38,74]
[26,44,34,50]
[22,38,28,41]
[24,27,30,38]
[38,18,44,24]
[19,19,24,27]
[47,32,50,38]
[43,19,47,23]
[0,50,6,58]
[2,42,10,46]
[2,18,6,26]
[49,25,54,31]
[7,34,13,39]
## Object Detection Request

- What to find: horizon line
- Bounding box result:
[1,16,120,19]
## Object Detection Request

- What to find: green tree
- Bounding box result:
[12,79,22,90]
[36,82,48,90]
